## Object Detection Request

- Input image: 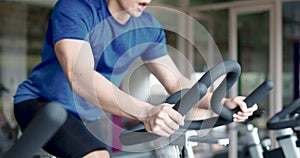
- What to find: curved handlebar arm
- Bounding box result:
[119,60,241,146]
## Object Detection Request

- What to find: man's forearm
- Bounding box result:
[72,69,154,121]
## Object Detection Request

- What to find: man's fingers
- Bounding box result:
[157,110,180,131]
[226,96,259,122]
[233,97,248,112]
[249,104,258,111]
[233,113,249,122]
[169,112,184,126]
[152,126,171,137]
[145,104,184,137]
[159,103,184,126]
[151,119,173,137]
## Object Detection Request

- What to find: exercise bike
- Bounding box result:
[229,98,300,158]
[263,98,300,158]
[119,60,274,158]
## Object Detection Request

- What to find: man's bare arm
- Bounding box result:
[54,39,184,136]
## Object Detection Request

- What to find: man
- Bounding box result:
[13,0,257,157]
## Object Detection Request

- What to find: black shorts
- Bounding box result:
[14,98,110,158]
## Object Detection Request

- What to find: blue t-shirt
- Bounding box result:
[14,0,168,120]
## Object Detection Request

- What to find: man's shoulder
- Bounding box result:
[53,0,105,20]
[54,0,105,11]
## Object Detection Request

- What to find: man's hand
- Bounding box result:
[141,103,184,137]
[223,96,258,122]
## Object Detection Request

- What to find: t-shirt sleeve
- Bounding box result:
[140,16,168,61]
[51,0,91,45]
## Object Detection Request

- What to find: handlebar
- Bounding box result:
[119,60,273,146]
[119,60,240,145]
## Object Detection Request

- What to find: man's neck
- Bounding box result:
[107,0,131,24]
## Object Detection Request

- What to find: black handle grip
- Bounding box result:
[243,80,274,108]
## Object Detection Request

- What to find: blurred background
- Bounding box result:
[0,0,299,157]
